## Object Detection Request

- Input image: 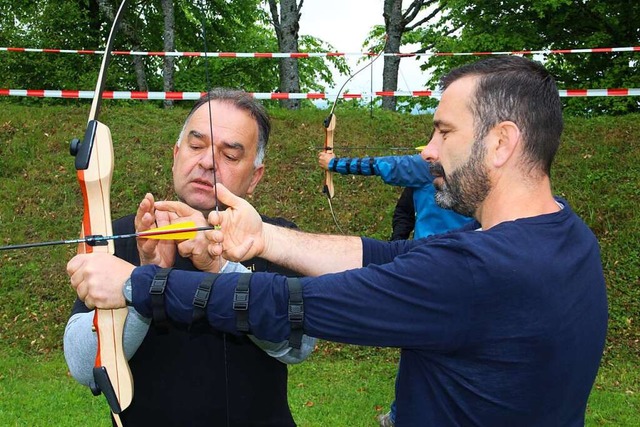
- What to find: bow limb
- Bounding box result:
[70,0,132,423]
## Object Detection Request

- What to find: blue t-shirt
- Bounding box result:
[132,198,607,426]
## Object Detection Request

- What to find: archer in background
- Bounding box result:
[318,150,472,239]
[318,151,472,426]
[64,88,314,427]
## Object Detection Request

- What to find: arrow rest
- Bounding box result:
[70,120,99,170]
[323,113,334,129]
[84,234,109,246]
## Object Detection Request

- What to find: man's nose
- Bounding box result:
[421,135,439,163]
[199,148,217,171]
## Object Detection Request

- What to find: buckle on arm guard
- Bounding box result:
[287,277,304,349]
[233,274,251,332]
[191,273,218,327]
[149,267,173,334]
[330,158,339,172]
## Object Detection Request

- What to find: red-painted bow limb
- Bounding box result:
[69,1,132,425]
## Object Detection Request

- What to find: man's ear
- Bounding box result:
[172,143,180,172]
[245,164,265,196]
[491,121,521,168]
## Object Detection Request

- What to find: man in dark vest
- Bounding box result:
[64,88,313,426]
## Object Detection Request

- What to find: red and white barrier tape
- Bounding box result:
[1,88,639,100]
[1,46,638,58]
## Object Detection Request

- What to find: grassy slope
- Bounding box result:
[0,103,638,425]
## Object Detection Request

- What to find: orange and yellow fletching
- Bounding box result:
[136,221,205,240]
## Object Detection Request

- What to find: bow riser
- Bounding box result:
[77,121,115,255]
[323,113,336,199]
[75,119,133,414]
[76,129,133,415]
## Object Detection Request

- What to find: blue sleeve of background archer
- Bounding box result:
[328,154,433,187]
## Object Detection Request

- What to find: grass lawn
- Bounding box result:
[1,105,638,425]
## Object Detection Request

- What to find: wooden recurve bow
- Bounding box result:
[321,36,387,233]
[69,1,132,425]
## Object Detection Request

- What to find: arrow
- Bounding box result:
[313,146,419,152]
[0,221,213,251]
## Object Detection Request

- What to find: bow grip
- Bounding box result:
[323,114,336,198]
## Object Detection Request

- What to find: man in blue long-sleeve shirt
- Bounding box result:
[318,150,473,424]
[68,56,607,426]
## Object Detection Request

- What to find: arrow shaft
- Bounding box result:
[0,225,214,251]
[0,238,83,250]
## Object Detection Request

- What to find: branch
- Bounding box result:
[402,0,426,24]
[405,5,442,32]
[267,0,282,41]
[402,0,437,26]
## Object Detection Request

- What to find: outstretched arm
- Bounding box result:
[205,183,363,276]
[67,251,316,365]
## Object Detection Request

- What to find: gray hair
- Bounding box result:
[176,88,270,167]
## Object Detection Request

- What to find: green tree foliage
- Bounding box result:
[415,0,640,116]
[0,0,346,104]
[0,0,103,101]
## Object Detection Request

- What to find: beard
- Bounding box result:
[429,139,491,218]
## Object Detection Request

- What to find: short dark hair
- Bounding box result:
[440,56,563,175]
[178,88,270,166]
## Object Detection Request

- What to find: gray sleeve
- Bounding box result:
[247,335,317,364]
[223,261,317,364]
[63,307,151,387]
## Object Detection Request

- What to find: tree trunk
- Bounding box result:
[86,0,101,39]
[381,0,438,111]
[382,0,403,111]
[161,0,175,108]
[268,0,303,110]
